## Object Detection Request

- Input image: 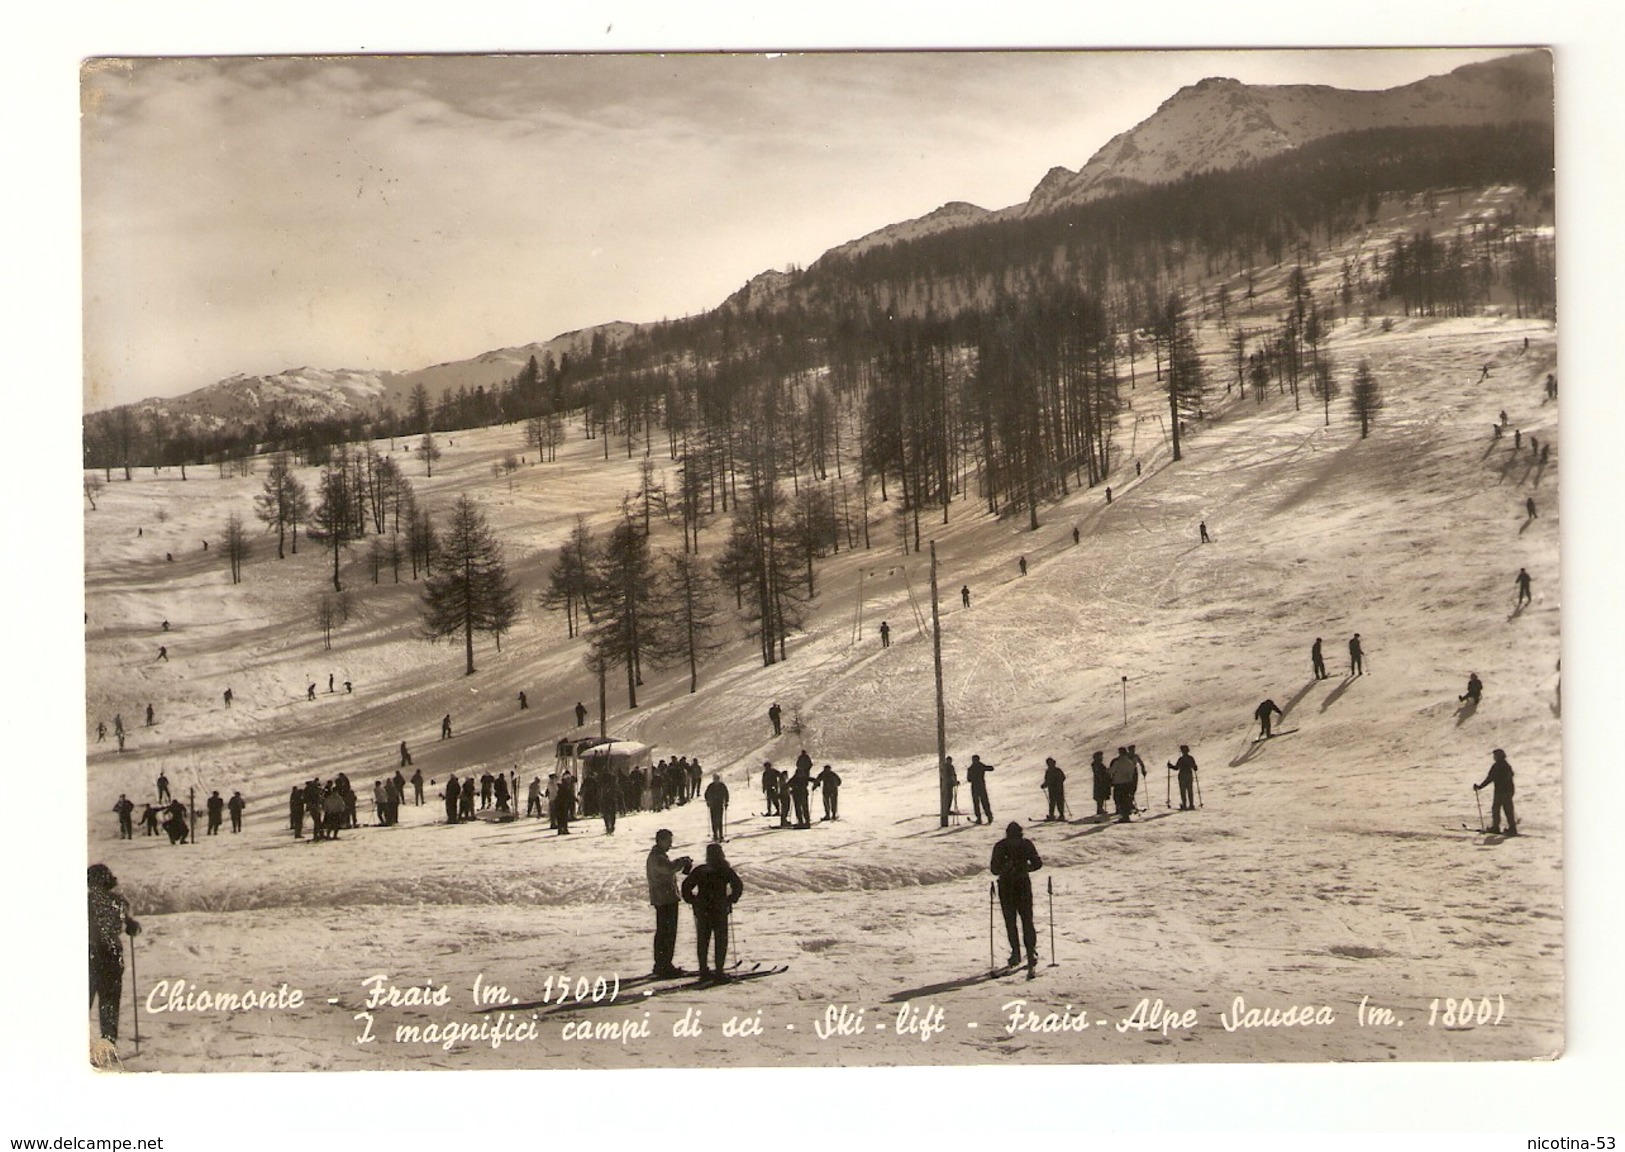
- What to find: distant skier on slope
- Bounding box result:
[1348,634,1365,676]
[575,701,588,727]
[768,701,782,736]
[1254,699,1284,740]
[1311,637,1327,680]
[1460,673,1483,705]
[1474,749,1519,836]
[990,822,1043,970]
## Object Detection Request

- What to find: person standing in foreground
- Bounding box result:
[1169,746,1198,810]
[1254,699,1284,740]
[1474,749,1519,836]
[646,830,694,978]
[88,864,141,1054]
[681,842,743,980]
[990,823,1043,969]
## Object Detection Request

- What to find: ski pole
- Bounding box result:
[1166,765,1172,809]
[1047,876,1057,967]
[1473,787,1485,833]
[127,924,140,1056]
[1195,773,1203,809]
[988,882,996,972]
[732,902,746,968]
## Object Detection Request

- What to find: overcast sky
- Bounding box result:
[82,48,1517,410]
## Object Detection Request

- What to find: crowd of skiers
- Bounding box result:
[759,749,843,828]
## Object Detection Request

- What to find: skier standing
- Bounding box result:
[1041,758,1066,821]
[1515,568,1534,607]
[1090,751,1111,817]
[680,842,743,981]
[1460,673,1484,705]
[1108,748,1137,823]
[990,823,1043,969]
[1474,750,1518,836]
[1169,746,1198,810]
[1348,634,1365,676]
[646,829,694,979]
[88,864,141,1054]
[704,773,729,842]
[814,764,842,820]
[1311,637,1327,680]
[967,755,995,825]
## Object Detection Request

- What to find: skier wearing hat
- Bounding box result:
[989,822,1043,969]
[1040,758,1066,821]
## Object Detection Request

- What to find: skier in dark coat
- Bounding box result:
[205,791,224,835]
[990,823,1043,969]
[1254,699,1284,739]
[814,764,842,820]
[444,774,460,824]
[1460,673,1483,705]
[681,843,743,980]
[410,768,424,805]
[878,620,890,647]
[789,758,814,827]
[600,766,621,834]
[1108,748,1138,823]
[704,773,729,841]
[1168,746,1198,810]
[1348,633,1365,676]
[1040,758,1066,821]
[1474,749,1518,835]
[768,702,782,736]
[1516,568,1533,606]
[761,761,779,817]
[162,800,188,845]
[1311,637,1327,680]
[459,776,476,822]
[966,755,995,824]
[400,741,413,768]
[88,864,141,1048]
[575,701,588,727]
[113,794,135,839]
[228,791,245,832]
[1090,751,1111,816]
[140,803,160,837]
[156,772,171,804]
[646,829,694,978]
[555,772,576,834]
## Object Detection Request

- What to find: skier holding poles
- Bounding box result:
[1168,746,1198,811]
[990,822,1043,971]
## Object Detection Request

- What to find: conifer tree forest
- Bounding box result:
[83,121,1554,687]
